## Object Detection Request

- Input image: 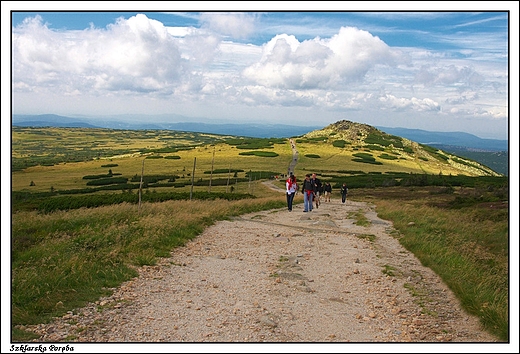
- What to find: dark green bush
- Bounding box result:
[238,151,279,157]
[86,177,128,186]
[332,140,347,148]
[379,153,398,160]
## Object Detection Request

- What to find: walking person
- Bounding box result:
[340,183,348,204]
[285,174,298,211]
[324,182,332,202]
[301,174,315,212]
[311,173,322,209]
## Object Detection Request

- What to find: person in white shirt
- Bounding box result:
[286,173,298,211]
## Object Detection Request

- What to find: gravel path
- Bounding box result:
[26,193,499,348]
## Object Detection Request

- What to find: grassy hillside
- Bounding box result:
[431,146,508,176]
[11,121,501,195]
[300,120,501,177]
[10,121,509,342]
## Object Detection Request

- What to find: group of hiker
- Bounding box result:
[285,172,348,212]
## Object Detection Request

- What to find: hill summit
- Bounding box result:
[305,120,379,141]
[300,120,501,177]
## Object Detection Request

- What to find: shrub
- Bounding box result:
[238,151,279,157]
[379,153,398,160]
[86,177,128,186]
[332,140,347,148]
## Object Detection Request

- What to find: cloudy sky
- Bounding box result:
[4,3,518,140]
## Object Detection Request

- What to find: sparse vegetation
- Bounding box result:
[382,264,397,276]
[356,233,376,242]
[348,210,371,227]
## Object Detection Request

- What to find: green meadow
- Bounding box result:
[10,126,509,342]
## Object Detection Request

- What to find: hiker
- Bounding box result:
[324,182,332,202]
[285,174,298,211]
[301,174,315,212]
[340,183,348,204]
[311,173,322,209]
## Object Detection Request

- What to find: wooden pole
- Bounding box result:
[226,164,231,193]
[190,157,196,200]
[209,147,215,193]
[138,159,145,214]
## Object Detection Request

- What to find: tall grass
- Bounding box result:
[367,197,508,341]
[11,193,286,341]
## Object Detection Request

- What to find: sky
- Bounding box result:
[3,2,518,141]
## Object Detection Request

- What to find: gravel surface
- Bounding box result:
[25,190,500,350]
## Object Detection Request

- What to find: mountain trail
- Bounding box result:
[27,194,499,346]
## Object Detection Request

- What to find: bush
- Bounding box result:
[379,153,398,160]
[238,151,279,157]
[86,177,128,186]
[332,140,347,148]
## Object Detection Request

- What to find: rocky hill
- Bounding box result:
[301,120,501,177]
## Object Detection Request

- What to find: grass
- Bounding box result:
[403,283,438,317]
[350,186,509,341]
[356,233,376,242]
[348,210,371,227]
[382,264,397,276]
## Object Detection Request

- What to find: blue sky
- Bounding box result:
[4,3,518,140]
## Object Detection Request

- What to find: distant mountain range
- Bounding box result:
[11,114,322,139]
[375,126,508,152]
[12,114,507,150]
[373,126,508,176]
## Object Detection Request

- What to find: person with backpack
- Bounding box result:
[324,182,332,202]
[301,174,315,212]
[340,183,348,204]
[311,173,322,209]
[285,173,298,211]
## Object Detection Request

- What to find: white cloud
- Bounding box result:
[378,94,440,112]
[415,64,484,87]
[242,27,402,90]
[13,14,186,95]
[199,12,258,39]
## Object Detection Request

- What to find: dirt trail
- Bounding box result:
[27,190,499,346]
